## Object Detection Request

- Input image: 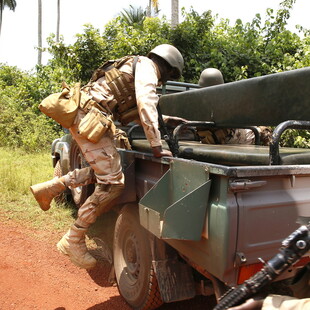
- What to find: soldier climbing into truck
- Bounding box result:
[30,44,185,270]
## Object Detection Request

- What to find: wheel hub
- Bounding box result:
[124,233,140,279]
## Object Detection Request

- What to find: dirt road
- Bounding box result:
[0,220,215,310]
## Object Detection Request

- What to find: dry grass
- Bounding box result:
[0,147,76,233]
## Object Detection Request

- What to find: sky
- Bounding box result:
[0,0,309,72]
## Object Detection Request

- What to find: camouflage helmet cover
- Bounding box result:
[148,44,184,79]
[199,68,224,87]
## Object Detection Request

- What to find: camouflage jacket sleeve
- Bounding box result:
[134,56,162,148]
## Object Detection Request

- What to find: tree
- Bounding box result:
[171,0,179,28]
[37,0,42,65]
[45,1,310,85]
[56,0,60,42]
[147,0,159,17]
[0,0,17,36]
[120,5,146,28]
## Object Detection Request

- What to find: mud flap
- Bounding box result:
[153,258,196,303]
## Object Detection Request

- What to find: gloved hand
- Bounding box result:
[163,115,187,128]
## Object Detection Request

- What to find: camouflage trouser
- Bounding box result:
[65,109,125,227]
[198,128,255,145]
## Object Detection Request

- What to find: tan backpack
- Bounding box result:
[39,82,83,129]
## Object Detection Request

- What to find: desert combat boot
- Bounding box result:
[30,177,66,211]
[57,224,97,269]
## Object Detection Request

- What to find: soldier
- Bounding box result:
[30,44,184,270]
[198,67,224,87]
[197,68,272,146]
[197,68,255,145]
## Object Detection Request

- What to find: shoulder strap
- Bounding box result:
[132,56,139,77]
[89,55,139,83]
[157,103,178,156]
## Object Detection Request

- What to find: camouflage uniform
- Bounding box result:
[198,126,272,146]
[198,128,255,145]
[66,56,163,227]
[30,44,184,269]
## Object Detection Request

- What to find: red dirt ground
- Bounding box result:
[0,220,216,310]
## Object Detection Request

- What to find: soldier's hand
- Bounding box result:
[152,146,173,158]
[164,116,187,128]
[227,298,264,310]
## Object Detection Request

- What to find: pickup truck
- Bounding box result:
[51,69,310,310]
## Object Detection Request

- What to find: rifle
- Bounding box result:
[213,224,310,310]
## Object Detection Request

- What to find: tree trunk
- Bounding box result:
[0,0,3,36]
[56,0,60,42]
[38,0,42,65]
[171,0,179,28]
[147,0,151,17]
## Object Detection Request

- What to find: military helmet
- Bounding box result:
[148,44,184,79]
[199,68,224,87]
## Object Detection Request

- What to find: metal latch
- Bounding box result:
[235,252,247,266]
[229,179,267,192]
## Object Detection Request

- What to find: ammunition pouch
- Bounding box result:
[114,128,132,150]
[105,69,137,125]
[78,107,114,143]
[118,107,140,125]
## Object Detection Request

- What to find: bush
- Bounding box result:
[0,64,62,152]
[1,1,310,151]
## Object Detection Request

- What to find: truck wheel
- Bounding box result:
[69,139,94,208]
[53,160,70,204]
[113,205,163,310]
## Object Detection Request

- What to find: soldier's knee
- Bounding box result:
[95,184,124,215]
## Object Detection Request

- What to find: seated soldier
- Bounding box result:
[197,68,272,146]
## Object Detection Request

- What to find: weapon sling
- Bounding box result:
[157,103,179,156]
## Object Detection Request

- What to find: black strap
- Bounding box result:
[132,56,139,77]
[157,103,178,157]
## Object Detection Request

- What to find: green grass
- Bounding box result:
[0,147,76,233]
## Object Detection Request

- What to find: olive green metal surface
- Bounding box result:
[131,140,310,166]
[139,160,211,240]
[159,67,310,127]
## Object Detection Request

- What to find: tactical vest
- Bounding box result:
[88,56,139,125]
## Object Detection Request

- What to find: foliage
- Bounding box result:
[120,5,146,28]
[103,16,171,59]
[0,0,17,35]
[1,1,310,150]
[43,0,310,85]
[0,64,62,152]
[47,27,108,83]
[170,9,215,82]
[0,0,16,10]
[169,0,309,83]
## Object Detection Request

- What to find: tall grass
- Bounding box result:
[0,147,75,233]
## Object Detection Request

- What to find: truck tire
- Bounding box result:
[113,205,163,310]
[69,139,94,208]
